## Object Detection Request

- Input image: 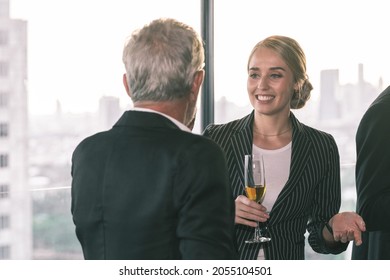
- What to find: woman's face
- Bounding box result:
[247,47,298,117]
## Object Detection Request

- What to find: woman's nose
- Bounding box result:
[257,78,267,89]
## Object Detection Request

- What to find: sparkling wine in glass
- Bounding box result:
[244,154,271,243]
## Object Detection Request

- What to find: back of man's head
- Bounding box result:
[122,18,205,103]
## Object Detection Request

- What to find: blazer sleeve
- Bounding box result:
[173,138,238,259]
[306,134,348,254]
[355,103,390,231]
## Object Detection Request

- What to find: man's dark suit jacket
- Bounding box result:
[71,110,237,260]
[352,86,390,260]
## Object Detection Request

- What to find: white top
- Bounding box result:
[252,142,292,260]
[252,142,292,211]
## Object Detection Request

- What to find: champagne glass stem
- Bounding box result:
[254,222,262,240]
[259,211,270,237]
[259,221,268,237]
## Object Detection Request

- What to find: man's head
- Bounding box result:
[122,18,205,128]
[122,18,205,99]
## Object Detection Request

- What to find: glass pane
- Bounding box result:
[31,187,82,259]
[214,0,389,259]
[5,0,201,260]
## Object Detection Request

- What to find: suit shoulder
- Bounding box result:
[362,91,390,122]
[72,130,114,157]
[299,123,337,148]
[203,114,250,136]
[357,91,390,139]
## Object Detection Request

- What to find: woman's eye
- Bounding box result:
[270,73,282,79]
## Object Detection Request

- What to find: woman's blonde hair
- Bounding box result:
[247,35,313,109]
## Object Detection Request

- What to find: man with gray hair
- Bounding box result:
[71,18,237,260]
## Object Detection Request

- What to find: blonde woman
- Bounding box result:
[203,35,365,260]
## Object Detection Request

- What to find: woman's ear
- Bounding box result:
[293,81,300,93]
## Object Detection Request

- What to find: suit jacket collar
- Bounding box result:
[275,113,312,217]
[114,110,182,131]
[231,112,254,157]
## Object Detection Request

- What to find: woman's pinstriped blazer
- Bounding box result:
[203,111,348,259]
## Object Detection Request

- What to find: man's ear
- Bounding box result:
[123,73,131,97]
[190,70,205,101]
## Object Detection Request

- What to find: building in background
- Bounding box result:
[319,69,341,121]
[98,95,121,131]
[0,0,31,259]
[319,64,381,124]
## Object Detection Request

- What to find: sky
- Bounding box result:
[9,0,390,115]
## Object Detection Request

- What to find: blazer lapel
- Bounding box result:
[270,113,312,220]
[229,112,254,195]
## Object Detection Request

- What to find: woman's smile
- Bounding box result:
[255,94,274,102]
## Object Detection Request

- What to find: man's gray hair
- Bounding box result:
[122,18,205,102]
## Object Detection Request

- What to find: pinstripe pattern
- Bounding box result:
[203,111,348,259]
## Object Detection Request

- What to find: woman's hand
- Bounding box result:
[327,212,366,246]
[235,195,269,227]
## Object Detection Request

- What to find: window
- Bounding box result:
[0,91,8,107]
[0,184,9,199]
[0,123,8,137]
[0,61,9,77]
[0,245,10,260]
[7,0,388,262]
[0,154,8,168]
[0,215,10,230]
[0,30,8,45]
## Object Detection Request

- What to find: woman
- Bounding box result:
[203,35,365,260]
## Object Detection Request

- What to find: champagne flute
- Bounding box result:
[244,154,271,243]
